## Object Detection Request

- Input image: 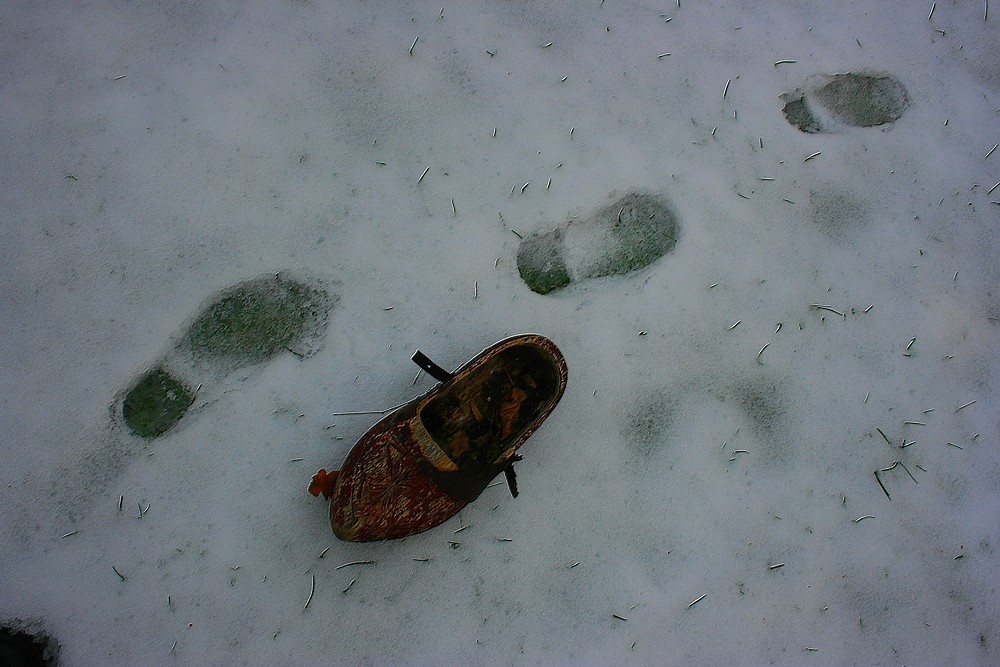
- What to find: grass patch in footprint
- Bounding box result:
[122,367,195,438]
[517,192,680,294]
[781,72,909,133]
[182,276,328,365]
[121,273,333,438]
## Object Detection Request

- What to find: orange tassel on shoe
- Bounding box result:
[308,468,339,499]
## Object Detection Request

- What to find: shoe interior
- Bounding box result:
[420,343,562,466]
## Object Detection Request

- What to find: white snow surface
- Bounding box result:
[2,1,999,665]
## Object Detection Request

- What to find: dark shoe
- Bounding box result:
[309,334,568,542]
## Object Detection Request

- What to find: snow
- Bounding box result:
[1,1,998,665]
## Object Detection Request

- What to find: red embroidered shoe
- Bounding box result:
[310,334,568,542]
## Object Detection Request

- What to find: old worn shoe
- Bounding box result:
[309,334,567,542]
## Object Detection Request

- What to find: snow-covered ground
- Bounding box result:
[2,1,998,665]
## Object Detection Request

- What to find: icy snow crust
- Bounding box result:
[1,1,998,665]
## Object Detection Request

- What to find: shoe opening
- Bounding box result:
[419,343,562,467]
